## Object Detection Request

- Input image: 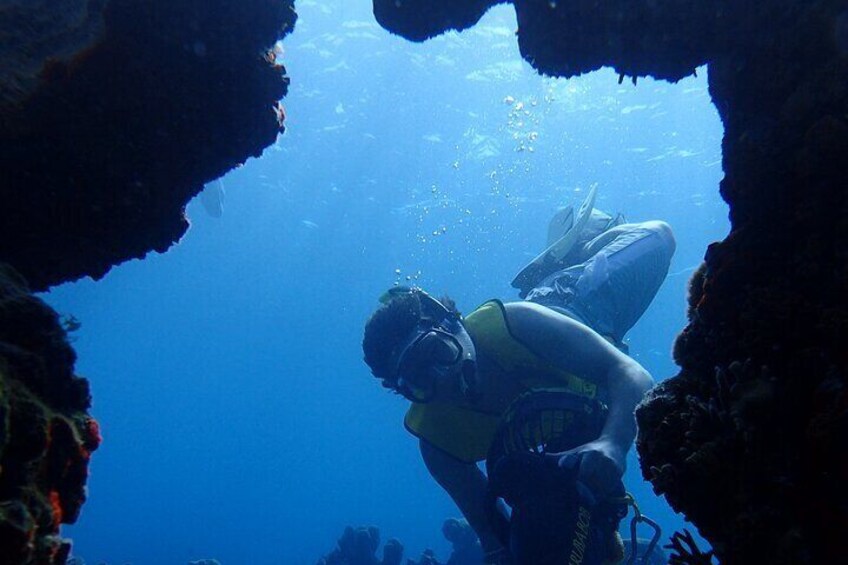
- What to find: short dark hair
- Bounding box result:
[362,290,458,386]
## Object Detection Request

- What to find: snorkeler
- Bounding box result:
[362,189,675,564]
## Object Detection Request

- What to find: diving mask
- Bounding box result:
[395,326,463,402]
[383,287,478,403]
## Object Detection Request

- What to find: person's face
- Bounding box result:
[394,320,477,404]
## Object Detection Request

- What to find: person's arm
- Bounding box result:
[419,439,509,558]
[503,301,654,473]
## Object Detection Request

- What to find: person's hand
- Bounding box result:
[554,437,625,501]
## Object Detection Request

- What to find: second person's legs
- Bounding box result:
[524,221,676,345]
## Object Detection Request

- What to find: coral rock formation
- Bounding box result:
[0,0,297,291]
[316,520,483,565]
[0,264,101,564]
[635,3,848,561]
[372,0,848,562]
[373,0,708,81]
[441,518,484,565]
[316,525,403,565]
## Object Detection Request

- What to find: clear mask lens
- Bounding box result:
[415,331,462,365]
[395,328,463,403]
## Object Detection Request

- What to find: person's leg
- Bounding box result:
[525,221,675,344]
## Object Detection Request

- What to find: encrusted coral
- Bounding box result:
[373,0,709,81]
[0,264,101,564]
[441,518,484,565]
[316,520,482,565]
[373,0,498,42]
[636,4,848,556]
[316,525,404,565]
[0,0,297,290]
[0,0,106,120]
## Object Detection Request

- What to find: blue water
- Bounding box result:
[44,1,727,563]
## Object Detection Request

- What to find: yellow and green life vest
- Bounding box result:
[404,300,599,463]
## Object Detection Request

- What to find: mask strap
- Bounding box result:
[459,359,480,402]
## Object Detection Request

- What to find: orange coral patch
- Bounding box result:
[48,490,64,528]
[87,418,103,448]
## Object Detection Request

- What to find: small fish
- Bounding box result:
[668,265,699,278]
[61,315,82,333]
[199,179,225,218]
[621,104,648,115]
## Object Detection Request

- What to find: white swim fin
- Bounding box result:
[199,179,225,218]
[511,184,598,292]
[546,205,574,248]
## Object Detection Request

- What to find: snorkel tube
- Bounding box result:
[460,357,482,403]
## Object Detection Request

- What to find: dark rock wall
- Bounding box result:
[0,0,297,291]
[373,0,500,42]
[638,3,848,562]
[0,2,298,563]
[372,0,848,562]
[0,264,101,565]
[0,0,107,114]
